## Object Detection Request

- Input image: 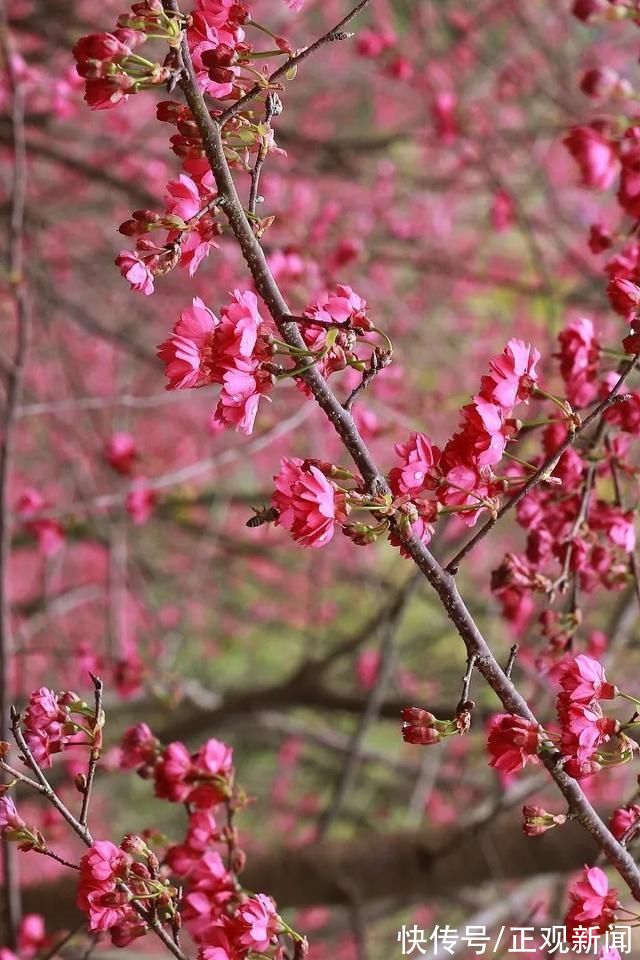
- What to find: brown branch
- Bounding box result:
[162,0,640,904]
[9,708,93,846]
[79,675,103,829]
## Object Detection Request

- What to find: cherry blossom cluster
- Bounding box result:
[401,653,640,943]
[0,690,305,959]
[491,315,639,644]
[72,3,182,110]
[262,338,544,551]
[117,174,222,292]
[73,0,298,114]
[75,0,298,292]
[565,3,640,353]
[116,722,304,956]
[77,836,178,941]
[156,285,389,437]
[388,338,540,534]
[566,867,619,943]
[481,655,635,780]
[18,685,103,769]
[116,92,283,291]
[402,654,637,781]
[157,291,274,433]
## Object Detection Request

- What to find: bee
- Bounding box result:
[246,506,279,528]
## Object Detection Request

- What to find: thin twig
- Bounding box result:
[11,713,192,960]
[9,708,93,846]
[344,347,391,412]
[248,93,280,218]
[217,0,373,126]
[552,462,596,599]
[34,847,80,870]
[505,644,519,680]
[455,653,477,715]
[79,674,104,828]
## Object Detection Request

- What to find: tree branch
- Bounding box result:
[161,0,640,903]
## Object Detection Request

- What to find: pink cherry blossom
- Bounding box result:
[116,250,155,295]
[272,458,349,548]
[235,894,280,951]
[104,433,137,475]
[565,866,618,936]
[157,298,219,389]
[556,655,617,703]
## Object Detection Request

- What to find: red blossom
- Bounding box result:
[104,433,137,475]
[0,796,25,835]
[607,277,640,317]
[119,723,160,771]
[486,714,542,774]
[154,737,234,807]
[564,126,619,191]
[609,804,640,841]
[22,687,79,768]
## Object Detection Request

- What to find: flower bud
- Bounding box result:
[608,277,640,317]
[275,36,294,55]
[564,756,602,779]
[401,707,443,745]
[119,219,149,237]
[231,847,247,874]
[588,223,613,253]
[121,834,148,856]
[73,33,132,65]
[129,861,151,879]
[113,28,147,50]
[342,522,383,546]
[571,0,607,22]
[580,67,621,99]
[156,101,189,123]
[522,804,567,836]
